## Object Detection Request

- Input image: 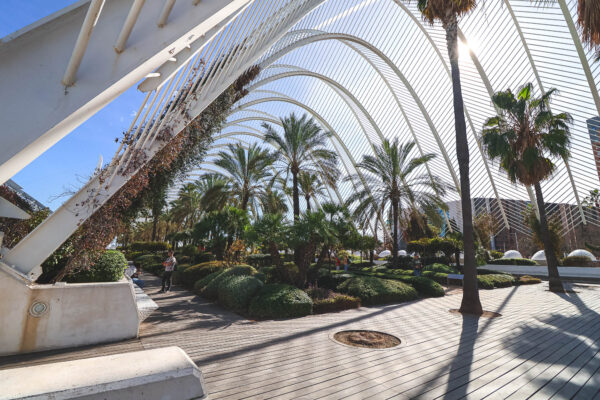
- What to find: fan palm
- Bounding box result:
[482,83,572,293]
[345,140,449,269]
[213,143,274,212]
[258,187,289,215]
[409,0,482,315]
[263,113,339,221]
[195,174,230,212]
[298,172,327,212]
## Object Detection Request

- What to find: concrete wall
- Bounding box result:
[0,262,139,356]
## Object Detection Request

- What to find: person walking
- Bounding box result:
[160,250,177,293]
[413,253,422,277]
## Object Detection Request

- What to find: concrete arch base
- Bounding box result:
[0,261,140,356]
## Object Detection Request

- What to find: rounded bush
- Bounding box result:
[424,263,457,274]
[518,275,542,285]
[68,250,126,283]
[135,254,162,267]
[395,276,445,297]
[218,275,264,313]
[249,284,313,319]
[182,261,226,288]
[200,265,257,300]
[312,293,361,314]
[193,269,225,293]
[561,255,595,267]
[478,274,516,289]
[489,258,537,266]
[336,276,418,305]
[422,271,448,284]
[317,272,353,290]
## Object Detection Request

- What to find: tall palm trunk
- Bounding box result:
[392,196,399,268]
[292,167,300,221]
[445,15,483,315]
[306,195,311,212]
[534,182,565,292]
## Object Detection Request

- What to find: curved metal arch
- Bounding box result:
[224,107,384,237]
[257,34,463,197]
[260,28,517,231]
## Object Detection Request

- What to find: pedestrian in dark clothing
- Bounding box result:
[160,250,177,293]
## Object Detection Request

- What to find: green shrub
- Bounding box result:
[247,254,273,268]
[395,276,445,297]
[200,265,257,300]
[488,258,537,266]
[424,263,458,274]
[561,256,594,267]
[194,252,216,264]
[318,272,353,290]
[477,268,512,275]
[478,274,516,289]
[130,241,171,253]
[181,261,227,288]
[136,254,162,267]
[171,264,191,284]
[391,269,414,275]
[313,294,361,314]
[249,284,313,318]
[193,269,225,293]
[518,275,542,285]
[180,244,198,257]
[67,250,126,283]
[218,275,264,313]
[258,266,277,283]
[422,271,449,284]
[490,250,504,259]
[336,276,418,305]
[124,251,143,261]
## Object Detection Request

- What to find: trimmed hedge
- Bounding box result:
[218,275,264,313]
[394,275,445,297]
[561,256,594,267]
[477,268,512,275]
[181,261,227,288]
[423,263,458,274]
[478,274,516,289]
[247,254,273,268]
[67,250,126,283]
[249,284,313,319]
[422,271,449,284]
[336,276,418,305]
[313,294,361,314]
[193,269,225,293]
[518,275,542,285]
[136,254,162,267]
[488,258,537,266]
[200,265,257,300]
[317,272,353,290]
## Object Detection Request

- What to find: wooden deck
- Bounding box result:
[2,276,600,399]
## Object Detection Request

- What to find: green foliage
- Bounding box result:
[200,265,257,300]
[130,241,171,253]
[317,272,353,290]
[518,275,542,285]
[524,206,562,259]
[336,276,418,306]
[135,254,162,267]
[421,271,449,284]
[423,263,458,274]
[180,244,199,257]
[67,250,126,283]
[477,268,512,275]
[394,275,445,297]
[217,275,264,313]
[182,261,227,288]
[407,237,462,259]
[249,284,313,319]
[144,262,164,276]
[193,269,225,293]
[488,258,537,266]
[247,254,274,268]
[195,252,216,264]
[312,293,361,314]
[561,256,594,267]
[490,250,504,259]
[477,274,516,289]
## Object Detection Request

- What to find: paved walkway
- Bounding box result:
[2,277,600,399]
[482,264,600,280]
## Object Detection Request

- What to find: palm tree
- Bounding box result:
[213,143,274,212]
[263,113,339,221]
[298,172,327,212]
[170,183,203,229]
[258,187,289,215]
[195,174,230,212]
[482,83,572,293]
[410,0,482,315]
[346,140,449,269]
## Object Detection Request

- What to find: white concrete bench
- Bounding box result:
[1,346,206,400]
[447,274,464,286]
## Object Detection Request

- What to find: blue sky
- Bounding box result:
[1,1,145,210]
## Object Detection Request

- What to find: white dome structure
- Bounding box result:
[531,250,546,261]
[398,250,407,256]
[378,250,391,258]
[567,249,596,261]
[502,250,523,259]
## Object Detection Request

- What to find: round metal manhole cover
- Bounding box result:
[333,330,400,349]
[29,301,48,317]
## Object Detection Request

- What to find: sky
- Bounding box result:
[1,1,145,210]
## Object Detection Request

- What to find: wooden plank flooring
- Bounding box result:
[2,276,600,399]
